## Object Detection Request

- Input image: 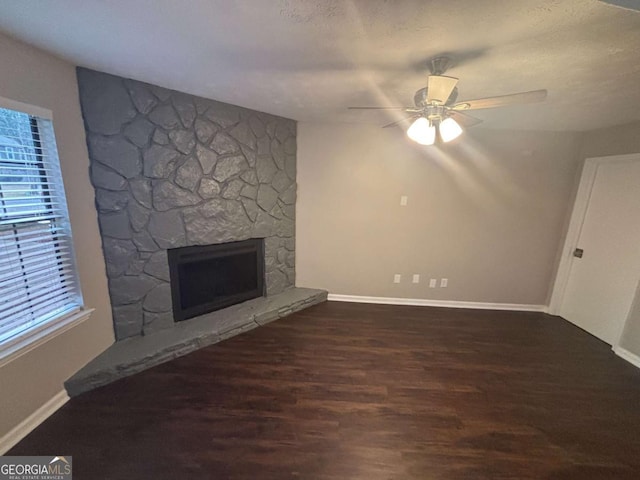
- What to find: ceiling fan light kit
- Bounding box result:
[407,117,436,145]
[349,56,547,146]
[407,116,462,145]
[439,117,463,142]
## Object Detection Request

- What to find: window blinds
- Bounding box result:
[0,107,81,347]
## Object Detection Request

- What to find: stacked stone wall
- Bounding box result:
[77,68,296,339]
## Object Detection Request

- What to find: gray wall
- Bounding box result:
[296,122,583,306]
[0,34,114,441]
[77,69,297,340]
[581,121,640,159]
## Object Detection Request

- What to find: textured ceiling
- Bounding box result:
[1,0,639,131]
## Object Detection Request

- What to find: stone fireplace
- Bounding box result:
[77,68,298,340]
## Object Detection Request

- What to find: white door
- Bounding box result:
[558,156,640,345]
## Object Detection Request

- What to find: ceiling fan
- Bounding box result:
[348,57,547,145]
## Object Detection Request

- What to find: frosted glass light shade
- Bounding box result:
[407,117,436,145]
[439,117,463,142]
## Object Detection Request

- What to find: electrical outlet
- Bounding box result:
[440,278,448,288]
[412,274,420,283]
[394,274,401,284]
[400,195,408,206]
[429,278,437,288]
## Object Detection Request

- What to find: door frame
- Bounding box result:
[548,153,640,322]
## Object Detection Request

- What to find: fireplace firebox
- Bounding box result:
[168,239,265,322]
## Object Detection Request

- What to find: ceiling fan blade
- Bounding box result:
[348,106,415,110]
[448,110,483,127]
[452,89,547,110]
[426,75,459,104]
[382,114,419,129]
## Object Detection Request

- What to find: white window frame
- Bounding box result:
[0,96,93,368]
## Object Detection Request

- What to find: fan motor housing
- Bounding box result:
[414,86,459,108]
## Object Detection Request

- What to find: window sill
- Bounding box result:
[0,308,95,369]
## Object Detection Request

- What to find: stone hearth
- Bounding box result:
[66,287,327,396]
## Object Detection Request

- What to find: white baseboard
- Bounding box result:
[327,294,547,312]
[613,345,640,369]
[0,390,69,455]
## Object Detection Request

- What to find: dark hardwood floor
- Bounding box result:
[9,302,640,479]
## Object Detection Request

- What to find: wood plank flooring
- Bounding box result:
[8,302,640,479]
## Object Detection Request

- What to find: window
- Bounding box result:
[0,103,83,356]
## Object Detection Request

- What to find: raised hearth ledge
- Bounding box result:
[65,288,327,396]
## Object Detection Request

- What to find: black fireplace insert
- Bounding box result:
[168,239,265,321]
